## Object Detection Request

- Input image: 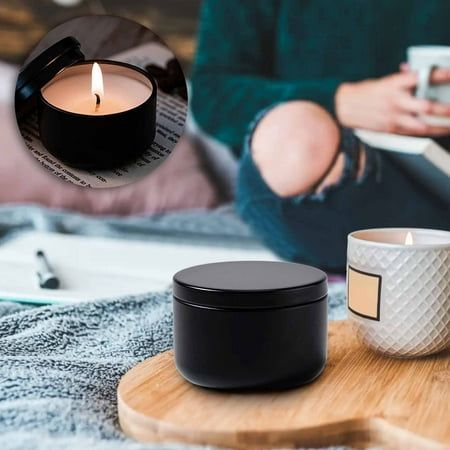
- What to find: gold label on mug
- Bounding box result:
[347,265,382,321]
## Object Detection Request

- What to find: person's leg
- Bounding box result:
[236,101,449,272]
[251,101,344,197]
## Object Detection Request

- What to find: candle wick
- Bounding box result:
[94,93,101,112]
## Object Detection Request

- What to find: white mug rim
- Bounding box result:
[408,45,450,56]
[348,227,450,250]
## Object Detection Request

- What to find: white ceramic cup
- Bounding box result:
[347,228,450,357]
[408,45,450,127]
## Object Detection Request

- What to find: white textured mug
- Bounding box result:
[347,228,450,357]
[408,45,450,127]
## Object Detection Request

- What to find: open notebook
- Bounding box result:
[0,232,279,304]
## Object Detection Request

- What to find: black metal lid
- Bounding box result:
[15,36,85,119]
[173,261,328,310]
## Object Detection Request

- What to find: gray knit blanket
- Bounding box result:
[0,205,349,450]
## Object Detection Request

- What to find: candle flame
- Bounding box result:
[405,232,413,246]
[91,62,104,109]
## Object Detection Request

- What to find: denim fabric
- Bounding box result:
[236,124,450,273]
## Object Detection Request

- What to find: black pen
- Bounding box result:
[36,250,60,289]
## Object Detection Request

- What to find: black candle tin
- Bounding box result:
[38,60,157,170]
[15,37,85,120]
[173,261,328,391]
[15,37,157,171]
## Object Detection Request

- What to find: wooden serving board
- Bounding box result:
[117,321,450,449]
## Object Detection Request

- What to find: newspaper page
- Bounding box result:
[19,42,187,188]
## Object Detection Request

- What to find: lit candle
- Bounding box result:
[347,228,450,357]
[92,62,103,113]
[404,231,413,246]
[38,60,157,170]
[41,62,152,115]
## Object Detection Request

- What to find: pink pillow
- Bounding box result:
[0,63,220,215]
[86,137,222,215]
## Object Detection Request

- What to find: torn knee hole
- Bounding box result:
[314,152,345,194]
[356,146,367,181]
[314,144,367,194]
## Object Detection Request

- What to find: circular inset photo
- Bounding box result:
[15,15,187,188]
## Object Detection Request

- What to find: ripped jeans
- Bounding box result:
[236,124,449,273]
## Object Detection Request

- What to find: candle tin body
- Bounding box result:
[15,37,85,120]
[38,60,157,171]
[173,261,328,390]
[347,228,450,357]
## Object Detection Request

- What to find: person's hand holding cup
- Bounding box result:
[407,45,450,128]
[335,45,450,136]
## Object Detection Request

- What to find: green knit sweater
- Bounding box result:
[191,0,450,156]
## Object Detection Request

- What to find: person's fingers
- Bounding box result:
[430,67,450,85]
[395,94,450,116]
[428,101,450,116]
[394,114,429,135]
[389,71,418,88]
[399,62,409,73]
[388,68,450,90]
[395,94,432,114]
[394,114,450,136]
[420,124,450,136]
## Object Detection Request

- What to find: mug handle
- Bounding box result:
[415,66,435,99]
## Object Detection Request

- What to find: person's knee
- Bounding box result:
[251,101,340,197]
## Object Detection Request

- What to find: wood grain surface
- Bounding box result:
[117,321,450,450]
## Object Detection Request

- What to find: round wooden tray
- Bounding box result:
[117,321,449,450]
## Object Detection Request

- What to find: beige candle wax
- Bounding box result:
[41,62,153,115]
